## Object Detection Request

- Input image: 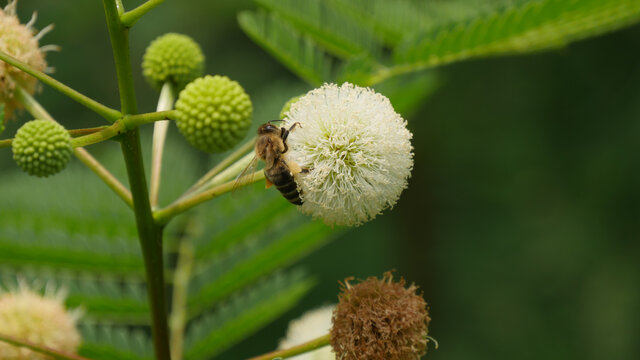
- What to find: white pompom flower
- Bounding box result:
[278,305,335,360]
[0,282,82,359]
[283,83,414,226]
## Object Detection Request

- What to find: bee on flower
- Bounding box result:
[282,83,414,227]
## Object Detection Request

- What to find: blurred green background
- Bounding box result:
[1,1,639,359]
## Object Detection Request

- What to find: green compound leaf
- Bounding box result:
[394,0,640,70]
[184,270,314,360]
[255,0,382,59]
[78,324,153,360]
[188,215,334,318]
[245,0,640,86]
[238,10,331,86]
[0,170,144,277]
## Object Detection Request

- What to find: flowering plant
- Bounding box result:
[0,1,638,360]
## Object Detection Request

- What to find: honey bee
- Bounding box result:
[239,121,307,205]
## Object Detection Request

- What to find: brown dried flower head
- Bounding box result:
[331,272,431,360]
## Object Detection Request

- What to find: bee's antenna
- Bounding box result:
[267,119,285,123]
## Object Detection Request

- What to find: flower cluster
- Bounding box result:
[283,83,413,226]
[175,75,252,153]
[331,272,431,360]
[279,306,335,360]
[142,33,204,91]
[0,0,51,118]
[12,119,72,177]
[0,284,81,359]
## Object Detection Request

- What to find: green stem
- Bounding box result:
[169,231,194,360]
[248,334,331,360]
[154,170,265,225]
[0,138,11,148]
[69,126,110,137]
[14,85,133,208]
[103,2,171,360]
[150,82,176,208]
[70,110,175,148]
[120,0,165,27]
[0,52,121,122]
[74,147,134,208]
[0,333,92,360]
[182,136,257,198]
[201,151,256,191]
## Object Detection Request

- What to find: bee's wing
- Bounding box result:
[232,155,261,195]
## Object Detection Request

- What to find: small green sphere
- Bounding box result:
[142,33,205,90]
[12,119,72,177]
[175,75,253,153]
[279,95,302,119]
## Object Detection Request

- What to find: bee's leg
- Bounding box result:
[288,122,302,132]
[281,131,290,154]
[281,122,301,143]
[301,167,310,174]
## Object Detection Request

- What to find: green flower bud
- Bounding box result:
[12,119,72,177]
[279,95,301,120]
[175,75,252,153]
[142,33,205,91]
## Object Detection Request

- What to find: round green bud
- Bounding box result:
[279,95,302,119]
[175,75,253,153]
[12,119,72,177]
[142,33,205,90]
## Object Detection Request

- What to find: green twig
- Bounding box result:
[0,333,92,360]
[74,147,133,208]
[70,110,175,148]
[103,2,171,360]
[169,231,195,360]
[150,82,176,208]
[181,136,257,198]
[120,0,165,27]
[69,126,110,137]
[0,52,121,122]
[14,85,133,208]
[154,170,265,225]
[248,334,331,360]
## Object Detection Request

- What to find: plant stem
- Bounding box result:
[70,110,176,148]
[182,136,256,198]
[120,0,165,27]
[0,52,121,122]
[69,126,109,136]
[154,170,265,225]
[169,229,195,360]
[150,82,176,208]
[0,333,92,360]
[103,2,171,360]
[14,85,133,207]
[248,334,331,360]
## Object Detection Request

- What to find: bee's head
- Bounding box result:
[257,122,281,135]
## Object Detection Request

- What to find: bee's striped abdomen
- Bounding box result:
[267,165,303,205]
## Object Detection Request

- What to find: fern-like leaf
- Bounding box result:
[78,324,153,360]
[184,270,314,360]
[188,207,334,318]
[395,0,640,69]
[238,10,331,85]
[255,0,381,59]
